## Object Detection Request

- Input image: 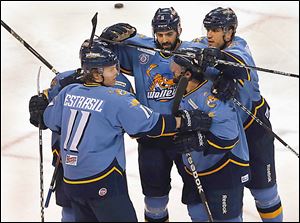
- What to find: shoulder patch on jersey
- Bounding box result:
[114,89,127,96]
[130,99,140,107]
[206,95,218,108]
[139,52,151,63]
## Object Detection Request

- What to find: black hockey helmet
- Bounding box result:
[203,7,238,34]
[172,48,204,81]
[79,39,119,75]
[152,7,182,35]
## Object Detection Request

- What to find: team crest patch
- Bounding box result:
[114,89,127,96]
[206,95,218,108]
[65,154,78,166]
[139,53,150,64]
[98,188,107,197]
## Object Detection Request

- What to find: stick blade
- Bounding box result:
[172,76,188,114]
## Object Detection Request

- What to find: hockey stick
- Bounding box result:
[44,13,98,208]
[185,99,214,222]
[44,156,60,208]
[172,76,213,222]
[37,66,45,222]
[232,98,299,158]
[1,20,59,75]
[88,12,98,47]
[217,59,298,78]
[97,36,194,58]
[98,36,298,78]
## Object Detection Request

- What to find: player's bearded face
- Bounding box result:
[156,30,178,50]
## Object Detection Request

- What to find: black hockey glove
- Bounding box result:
[29,94,49,130]
[100,23,137,42]
[211,75,238,102]
[59,69,83,89]
[173,131,207,154]
[176,109,212,133]
[196,47,223,70]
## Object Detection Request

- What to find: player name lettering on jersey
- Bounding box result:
[64,94,104,112]
[147,88,176,101]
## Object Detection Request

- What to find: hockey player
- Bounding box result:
[192,7,283,222]
[99,7,210,221]
[30,43,212,222]
[29,40,134,222]
[170,48,250,221]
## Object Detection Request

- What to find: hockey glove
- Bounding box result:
[197,47,223,70]
[177,109,212,132]
[29,94,49,130]
[59,69,83,89]
[100,23,137,42]
[173,131,207,154]
[211,75,238,102]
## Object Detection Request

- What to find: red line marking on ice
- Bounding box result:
[1,131,36,151]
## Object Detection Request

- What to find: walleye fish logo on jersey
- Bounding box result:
[146,63,176,102]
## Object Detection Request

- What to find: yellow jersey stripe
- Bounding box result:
[183,80,208,98]
[207,139,239,150]
[52,149,59,157]
[120,67,132,75]
[63,166,123,184]
[185,158,249,177]
[244,98,265,130]
[223,51,251,81]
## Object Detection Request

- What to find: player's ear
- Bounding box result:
[177,27,182,36]
[224,29,233,41]
[93,73,103,83]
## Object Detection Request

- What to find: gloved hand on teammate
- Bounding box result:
[100,23,137,42]
[211,75,238,102]
[59,68,84,89]
[176,109,212,132]
[193,47,224,72]
[29,94,49,129]
[173,131,208,154]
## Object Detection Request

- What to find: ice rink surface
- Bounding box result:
[1,1,299,222]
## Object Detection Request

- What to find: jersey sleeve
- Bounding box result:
[47,69,79,101]
[206,100,240,154]
[190,94,240,155]
[43,86,72,133]
[111,92,177,137]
